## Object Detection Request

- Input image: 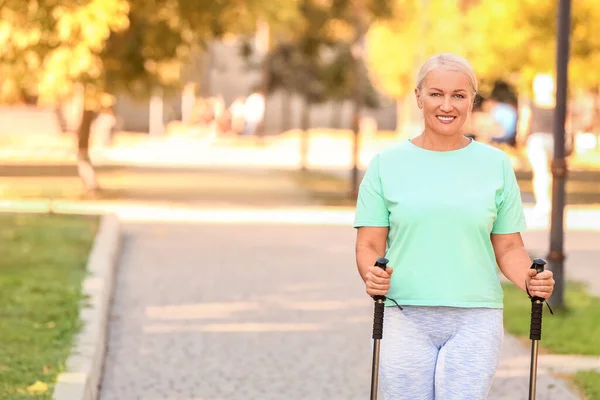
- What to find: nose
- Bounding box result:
[440,96,452,112]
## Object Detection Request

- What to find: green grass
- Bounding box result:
[0,213,98,399]
[502,281,600,355]
[575,371,600,400]
[503,282,600,399]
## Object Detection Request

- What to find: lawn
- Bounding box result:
[0,213,98,399]
[575,371,600,400]
[502,282,600,355]
[502,282,600,399]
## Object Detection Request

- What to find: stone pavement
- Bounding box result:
[97,211,598,400]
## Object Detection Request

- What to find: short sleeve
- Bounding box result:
[353,154,390,228]
[492,156,527,234]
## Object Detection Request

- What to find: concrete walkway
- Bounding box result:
[87,167,599,399]
[97,218,596,400]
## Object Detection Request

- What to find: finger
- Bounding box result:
[529,284,554,293]
[368,273,390,284]
[533,271,553,279]
[369,267,388,277]
[529,277,555,285]
[366,280,390,290]
[527,269,538,278]
[529,286,554,294]
[537,271,554,279]
[386,266,393,275]
[530,290,552,299]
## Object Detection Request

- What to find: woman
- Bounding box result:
[521,73,572,217]
[354,53,555,399]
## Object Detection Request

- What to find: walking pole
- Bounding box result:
[370,257,389,400]
[528,258,548,400]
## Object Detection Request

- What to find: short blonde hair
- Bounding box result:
[416,53,478,97]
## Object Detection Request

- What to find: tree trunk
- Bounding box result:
[300,99,311,171]
[593,87,600,150]
[331,101,343,129]
[77,109,100,195]
[350,52,364,199]
[350,0,368,199]
[200,43,214,98]
[281,89,291,132]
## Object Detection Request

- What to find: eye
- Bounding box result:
[454,93,466,99]
[430,92,441,97]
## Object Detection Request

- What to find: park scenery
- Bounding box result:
[0,0,600,399]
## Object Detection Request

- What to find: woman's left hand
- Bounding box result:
[526,269,555,299]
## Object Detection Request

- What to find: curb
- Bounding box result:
[52,213,121,400]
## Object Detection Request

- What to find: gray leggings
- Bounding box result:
[378,306,504,400]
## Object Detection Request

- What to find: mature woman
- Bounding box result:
[354,53,555,399]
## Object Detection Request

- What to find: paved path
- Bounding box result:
[99,221,586,400]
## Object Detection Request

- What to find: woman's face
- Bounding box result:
[415,69,473,136]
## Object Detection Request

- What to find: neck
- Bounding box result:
[413,130,470,151]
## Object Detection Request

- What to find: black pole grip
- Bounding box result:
[372,257,389,340]
[375,257,388,271]
[531,258,546,275]
[529,258,547,341]
[530,300,544,340]
[372,301,385,339]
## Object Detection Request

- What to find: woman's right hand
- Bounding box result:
[365,265,394,297]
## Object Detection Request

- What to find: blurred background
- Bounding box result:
[1,0,600,203]
[1,0,600,204]
[1,0,600,399]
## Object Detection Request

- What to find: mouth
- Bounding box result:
[437,115,457,124]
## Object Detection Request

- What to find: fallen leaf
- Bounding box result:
[26,381,48,394]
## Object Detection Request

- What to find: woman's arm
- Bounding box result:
[491,232,555,298]
[356,226,393,297]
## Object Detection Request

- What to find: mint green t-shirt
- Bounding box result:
[354,139,527,309]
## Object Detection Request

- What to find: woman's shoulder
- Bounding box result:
[469,140,511,160]
[377,139,414,159]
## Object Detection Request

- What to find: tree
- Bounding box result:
[262,0,385,175]
[0,0,130,193]
[366,0,466,131]
[320,0,394,197]
[0,0,289,194]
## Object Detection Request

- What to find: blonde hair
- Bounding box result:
[416,53,478,97]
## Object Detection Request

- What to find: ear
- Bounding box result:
[414,88,423,109]
[470,94,477,112]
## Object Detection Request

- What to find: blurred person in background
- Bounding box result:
[229,97,246,135]
[92,106,117,147]
[488,97,518,147]
[354,53,555,399]
[521,74,572,216]
[243,91,265,135]
[488,81,519,148]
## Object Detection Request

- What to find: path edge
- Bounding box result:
[52,213,122,400]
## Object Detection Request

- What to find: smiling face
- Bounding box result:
[415,68,474,137]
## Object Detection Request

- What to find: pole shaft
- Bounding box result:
[529,341,540,399]
[370,339,381,400]
[549,0,571,309]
